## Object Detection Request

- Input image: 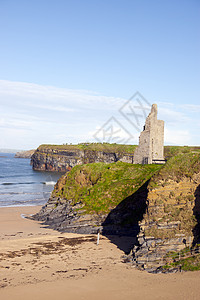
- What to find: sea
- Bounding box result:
[0,153,63,207]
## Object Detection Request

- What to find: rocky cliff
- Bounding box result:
[32,149,200,272]
[31,144,200,172]
[31,144,136,172]
[15,149,35,158]
[32,162,161,234]
[130,152,200,272]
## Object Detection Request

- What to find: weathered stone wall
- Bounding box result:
[133,104,165,164]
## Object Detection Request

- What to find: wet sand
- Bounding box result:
[0,206,200,300]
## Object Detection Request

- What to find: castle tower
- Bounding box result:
[133,104,165,164]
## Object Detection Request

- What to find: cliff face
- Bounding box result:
[31,144,200,172]
[131,153,200,272]
[31,144,136,172]
[31,148,84,171]
[32,162,161,234]
[32,151,200,272]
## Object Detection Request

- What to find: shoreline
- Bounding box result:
[0,206,200,299]
[0,204,43,208]
[0,205,47,240]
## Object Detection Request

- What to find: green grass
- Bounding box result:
[37,144,200,157]
[52,161,162,214]
[164,146,200,160]
[49,150,200,215]
[163,247,200,271]
[149,152,200,189]
[37,143,137,154]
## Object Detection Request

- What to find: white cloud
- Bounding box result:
[0,80,127,149]
[0,80,199,148]
[180,104,200,113]
[0,118,33,130]
[165,127,190,145]
[26,103,75,113]
[0,80,123,109]
[158,107,190,124]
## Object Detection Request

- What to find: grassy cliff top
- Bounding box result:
[37,143,200,158]
[51,151,200,214]
[164,146,200,160]
[37,143,137,154]
[52,161,162,214]
[149,152,200,190]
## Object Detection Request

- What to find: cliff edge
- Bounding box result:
[31,143,137,172]
[32,162,161,234]
[130,152,200,272]
[32,148,200,272]
[15,149,35,158]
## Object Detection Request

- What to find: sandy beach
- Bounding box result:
[0,206,200,300]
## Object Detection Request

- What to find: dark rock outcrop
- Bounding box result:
[33,197,106,234]
[31,145,135,172]
[31,148,84,172]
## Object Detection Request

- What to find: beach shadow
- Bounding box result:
[192,184,200,246]
[102,180,149,254]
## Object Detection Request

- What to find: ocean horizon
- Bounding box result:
[0,153,63,207]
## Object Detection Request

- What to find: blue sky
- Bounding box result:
[0,0,199,149]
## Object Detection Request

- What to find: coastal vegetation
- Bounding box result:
[149,152,200,189]
[37,143,200,157]
[52,161,162,214]
[37,143,138,154]
[163,245,200,271]
[33,144,200,272]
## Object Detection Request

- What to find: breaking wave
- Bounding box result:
[42,181,57,185]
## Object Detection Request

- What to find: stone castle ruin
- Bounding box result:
[133,104,165,164]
